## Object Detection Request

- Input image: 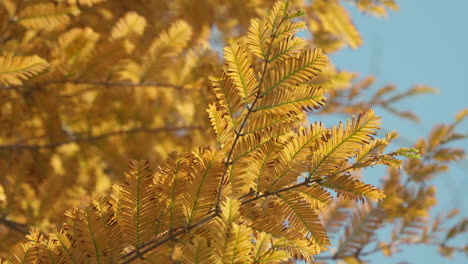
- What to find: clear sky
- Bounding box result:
[328,0,468,263]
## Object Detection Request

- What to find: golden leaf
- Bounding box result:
[0,55,49,85]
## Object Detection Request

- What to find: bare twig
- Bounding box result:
[0,215,29,235]
[314,245,382,261]
[0,79,199,92]
[0,125,201,150]
[240,164,357,204]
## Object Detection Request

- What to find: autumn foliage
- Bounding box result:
[0,0,466,263]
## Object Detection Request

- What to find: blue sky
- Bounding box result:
[327,0,468,263]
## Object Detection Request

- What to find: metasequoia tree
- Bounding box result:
[0,0,467,263]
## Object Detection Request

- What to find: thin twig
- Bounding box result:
[314,245,382,260]
[213,12,286,215]
[119,214,215,263]
[0,79,199,92]
[129,164,351,263]
[241,180,311,205]
[0,216,29,235]
[0,125,201,150]
[240,164,357,204]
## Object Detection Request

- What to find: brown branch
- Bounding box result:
[0,215,29,235]
[214,11,287,215]
[240,180,315,205]
[240,164,358,205]
[0,79,200,92]
[120,164,355,262]
[119,214,216,264]
[0,125,201,150]
[314,244,382,261]
[119,164,357,262]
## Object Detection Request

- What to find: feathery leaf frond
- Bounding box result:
[210,72,246,128]
[120,160,158,248]
[243,111,304,135]
[179,235,214,264]
[310,109,381,178]
[276,192,330,250]
[18,3,79,31]
[122,20,192,83]
[252,232,290,263]
[336,204,384,257]
[321,175,385,202]
[269,36,307,63]
[354,139,389,168]
[224,43,259,103]
[182,147,224,226]
[262,49,328,96]
[0,56,49,85]
[265,123,327,191]
[154,153,190,232]
[111,12,147,39]
[149,20,193,59]
[310,0,362,48]
[247,18,271,59]
[292,185,333,212]
[256,85,326,113]
[207,103,235,147]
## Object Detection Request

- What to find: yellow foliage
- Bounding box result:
[0,0,466,263]
[18,3,80,32]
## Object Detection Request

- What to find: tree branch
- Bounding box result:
[0,79,200,92]
[213,11,287,215]
[240,163,358,204]
[314,248,379,261]
[240,180,314,205]
[0,215,29,235]
[119,214,216,264]
[0,125,201,150]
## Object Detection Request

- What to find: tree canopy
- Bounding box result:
[0,0,466,263]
